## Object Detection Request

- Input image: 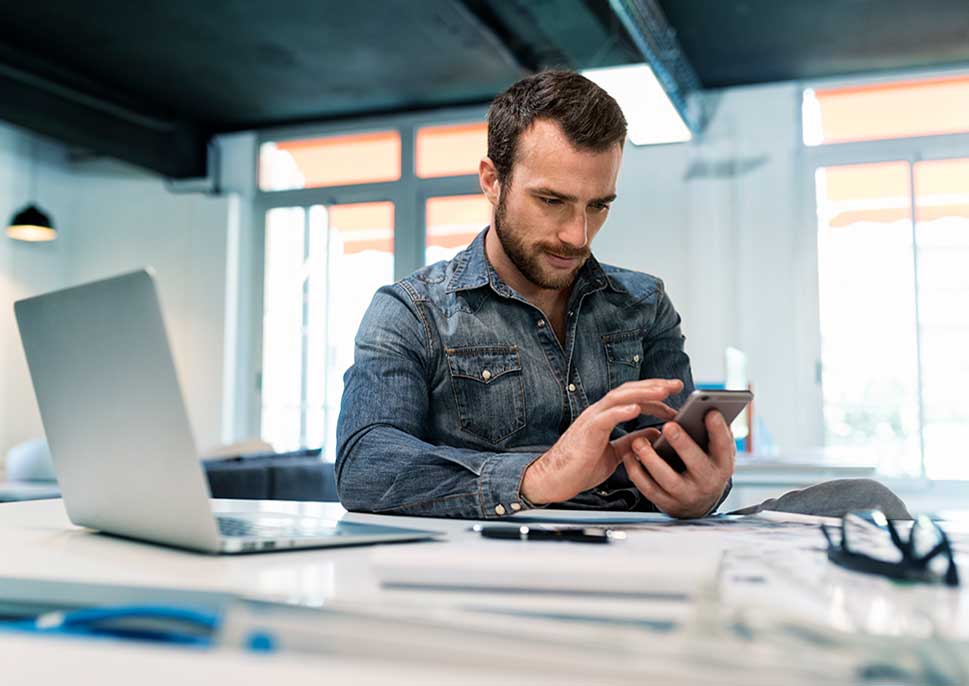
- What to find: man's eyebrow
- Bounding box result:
[531,187,578,202]
[530,187,617,204]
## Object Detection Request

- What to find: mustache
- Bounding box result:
[542,244,590,259]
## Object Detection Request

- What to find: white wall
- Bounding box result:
[0,122,231,462]
[597,82,822,456]
[0,129,73,456]
[64,160,230,453]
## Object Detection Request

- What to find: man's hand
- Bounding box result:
[621,410,735,518]
[520,379,683,505]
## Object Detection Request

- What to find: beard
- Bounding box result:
[493,190,590,290]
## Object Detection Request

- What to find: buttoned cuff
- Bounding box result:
[478,452,543,519]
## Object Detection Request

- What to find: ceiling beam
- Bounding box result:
[0,49,207,179]
[607,0,708,134]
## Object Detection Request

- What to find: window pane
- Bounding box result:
[804,76,969,145]
[259,131,401,191]
[816,162,921,474]
[415,122,487,178]
[425,194,491,264]
[914,158,969,479]
[262,202,394,456]
[261,207,309,451]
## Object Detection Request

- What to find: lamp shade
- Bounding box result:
[6,204,57,242]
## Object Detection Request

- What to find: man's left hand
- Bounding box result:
[620,410,735,518]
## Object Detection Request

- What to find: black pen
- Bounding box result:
[471,524,619,543]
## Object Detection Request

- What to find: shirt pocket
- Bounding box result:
[446,345,527,445]
[602,331,644,390]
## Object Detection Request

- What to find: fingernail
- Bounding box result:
[666,424,680,438]
[633,438,646,451]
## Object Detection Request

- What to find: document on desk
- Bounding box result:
[508,509,673,525]
[371,533,724,598]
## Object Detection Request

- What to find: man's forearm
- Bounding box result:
[337,424,542,519]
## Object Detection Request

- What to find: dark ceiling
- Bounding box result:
[1,0,967,178]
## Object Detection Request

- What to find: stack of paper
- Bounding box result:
[371,532,724,597]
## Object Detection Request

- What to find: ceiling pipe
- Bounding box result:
[607,0,710,135]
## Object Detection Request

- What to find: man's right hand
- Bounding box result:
[520,379,683,505]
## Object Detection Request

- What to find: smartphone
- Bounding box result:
[650,389,753,473]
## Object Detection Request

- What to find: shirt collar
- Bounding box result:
[445,227,625,297]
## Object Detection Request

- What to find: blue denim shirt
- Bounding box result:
[336,229,728,518]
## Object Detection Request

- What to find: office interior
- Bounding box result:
[0,1,968,682]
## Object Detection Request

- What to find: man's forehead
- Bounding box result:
[514,119,622,196]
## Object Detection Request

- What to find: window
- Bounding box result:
[803,76,969,146]
[259,130,401,191]
[913,159,969,479]
[416,123,487,178]
[425,194,491,264]
[261,202,394,453]
[816,162,921,475]
[256,111,486,456]
[807,73,969,478]
[814,157,969,478]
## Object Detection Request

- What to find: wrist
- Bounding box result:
[520,455,550,505]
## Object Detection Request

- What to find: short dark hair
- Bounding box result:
[487,70,627,183]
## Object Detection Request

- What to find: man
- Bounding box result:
[336,70,909,521]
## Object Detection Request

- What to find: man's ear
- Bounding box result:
[479,157,500,207]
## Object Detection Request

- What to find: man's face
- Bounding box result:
[491,119,623,290]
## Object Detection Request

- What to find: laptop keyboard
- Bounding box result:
[216,514,340,539]
[218,516,269,537]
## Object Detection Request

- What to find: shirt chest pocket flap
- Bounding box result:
[446,346,526,444]
[603,333,644,389]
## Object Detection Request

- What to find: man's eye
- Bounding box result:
[590,203,610,212]
[542,197,562,206]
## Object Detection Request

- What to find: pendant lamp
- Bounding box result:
[6,139,57,242]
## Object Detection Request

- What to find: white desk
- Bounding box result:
[1,499,967,684]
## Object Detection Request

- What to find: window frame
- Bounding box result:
[798,67,969,478]
[241,105,488,447]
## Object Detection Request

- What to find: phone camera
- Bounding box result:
[700,395,709,401]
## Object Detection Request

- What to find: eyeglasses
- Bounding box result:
[821,510,960,587]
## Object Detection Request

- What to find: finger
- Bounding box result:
[705,411,736,475]
[600,391,678,417]
[605,379,683,404]
[611,427,661,454]
[631,435,690,497]
[590,404,642,435]
[613,378,683,397]
[658,422,715,481]
[622,453,677,513]
[612,427,659,456]
[639,401,678,419]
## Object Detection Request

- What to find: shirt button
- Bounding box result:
[510,503,522,511]
[481,369,492,381]
[633,354,641,363]
[568,383,576,392]
[495,504,506,516]
[537,320,545,328]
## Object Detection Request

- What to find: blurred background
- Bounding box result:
[1,0,968,508]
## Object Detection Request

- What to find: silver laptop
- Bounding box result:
[15,269,441,554]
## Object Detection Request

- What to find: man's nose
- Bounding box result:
[558,210,589,250]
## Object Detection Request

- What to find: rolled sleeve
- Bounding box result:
[479,451,544,518]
